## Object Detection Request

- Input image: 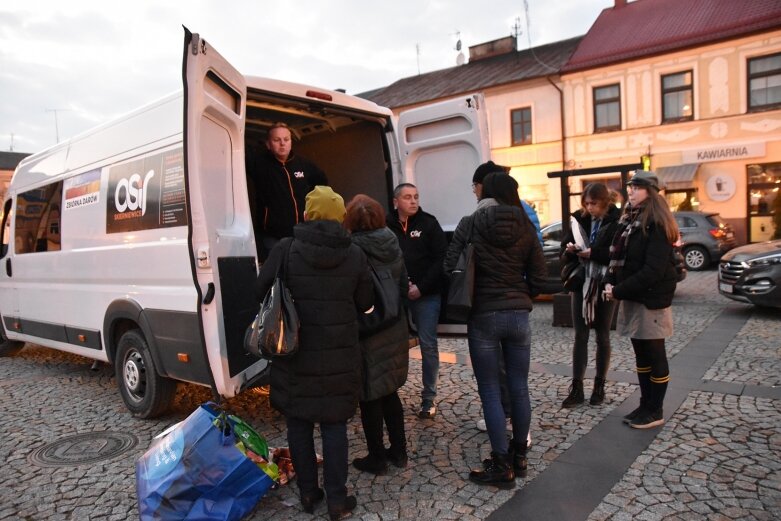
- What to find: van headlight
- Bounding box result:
[746,253,781,267]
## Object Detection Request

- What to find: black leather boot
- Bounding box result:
[561,379,584,408]
[509,438,528,477]
[590,377,606,405]
[469,452,515,489]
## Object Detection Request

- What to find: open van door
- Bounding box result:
[397,94,489,232]
[184,28,267,397]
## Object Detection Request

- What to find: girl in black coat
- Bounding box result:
[604,171,679,430]
[344,195,410,476]
[560,183,621,408]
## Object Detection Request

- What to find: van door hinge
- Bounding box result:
[191,34,207,55]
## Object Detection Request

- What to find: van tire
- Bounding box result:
[0,332,24,357]
[115,329,176,418]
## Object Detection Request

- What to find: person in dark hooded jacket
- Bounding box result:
[444,172,546,489]
[343,194,410,476]
[255,186,373,519]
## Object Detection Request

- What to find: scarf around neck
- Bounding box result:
[608,204,644,274]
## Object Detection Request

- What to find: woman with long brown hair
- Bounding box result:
[604,171,679,429]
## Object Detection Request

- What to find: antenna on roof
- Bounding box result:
[512,17,523,50]
[416,43,421,75]
[9,133,14,152]
[453,30,464,66]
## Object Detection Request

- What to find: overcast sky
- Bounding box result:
[1,0,612,154]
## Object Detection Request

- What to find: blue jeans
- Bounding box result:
[468,310,531,456]
[408,294,440,403]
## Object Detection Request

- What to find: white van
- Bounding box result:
[0,28,488,418]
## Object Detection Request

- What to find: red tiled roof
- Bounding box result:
[359,37,582,109]
[563,0,781,73]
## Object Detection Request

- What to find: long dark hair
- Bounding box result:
[580,183,610,217]
[481,172,521,207]
[628,189,679,243]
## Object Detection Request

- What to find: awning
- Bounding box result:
[656,163,699,189]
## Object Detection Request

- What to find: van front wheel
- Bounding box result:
[115,329,176,418]
[0,328,24,357]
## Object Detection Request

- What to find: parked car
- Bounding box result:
[674,211,736,271]
[540,221,565,294]
[718,239,781,308]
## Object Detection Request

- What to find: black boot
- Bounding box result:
[590,377,606,406]
[328,496,357,521]
[509,438,528,477]
[561,379,584,408]
[352,453,388,475]
[300,488,324,514]
[469,452,515,489]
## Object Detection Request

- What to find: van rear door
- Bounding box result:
[397,94,489,231]
[184,28,267,397]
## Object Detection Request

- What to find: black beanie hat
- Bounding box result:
[472,161,510,184]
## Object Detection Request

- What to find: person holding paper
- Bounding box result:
[559,183,621,408]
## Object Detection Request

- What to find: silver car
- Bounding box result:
[674,211,736,270]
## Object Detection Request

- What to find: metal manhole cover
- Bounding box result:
[29,431,139,467]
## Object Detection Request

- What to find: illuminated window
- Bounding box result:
[662,71,693,123]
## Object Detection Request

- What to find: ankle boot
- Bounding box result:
[352,453,388,475]
[561,379,584,408]
[469,451,515,489]
[509,438,528,477]
[590,377,606,405]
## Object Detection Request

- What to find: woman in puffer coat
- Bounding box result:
[444,172,547,489]
[343,194,410,476]
[255,186,373,519]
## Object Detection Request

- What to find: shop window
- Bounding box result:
[746,162,781,242]
[511,107,532,146]
[594,84,621,132]
[15,182,63,254]
[662,71,693,123]
[666,190,698,212]
[748,52,781,112]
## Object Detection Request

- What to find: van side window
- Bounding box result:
[0,199,12,258]
[15,182,63,254]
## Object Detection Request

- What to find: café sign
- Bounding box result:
[682,142,765,164]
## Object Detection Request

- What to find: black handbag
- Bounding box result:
[244,239,299,358]
[561,257,585,291]
[358,259,402,335]
[445,219,475,321]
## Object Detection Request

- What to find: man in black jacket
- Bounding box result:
[248,122,328,260]
[387,183,447,419]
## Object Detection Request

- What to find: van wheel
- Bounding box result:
[683,245,709,271]
[0,329,24,357]
[115,329,176,418]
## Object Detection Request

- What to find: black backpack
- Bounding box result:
[358,260,402,335]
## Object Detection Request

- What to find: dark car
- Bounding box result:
[674,211,736,271]
[540,221,565,294]
[718,239,781,308]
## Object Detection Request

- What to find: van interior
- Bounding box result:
[243,88,395,224]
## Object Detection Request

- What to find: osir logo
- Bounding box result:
[114,169,155,215]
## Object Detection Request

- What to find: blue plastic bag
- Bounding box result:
[136,404,275,521]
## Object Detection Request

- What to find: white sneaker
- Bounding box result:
[476,418,514,432]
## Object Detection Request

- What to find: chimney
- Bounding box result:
[468,35,517,62]
[615,0,627,7]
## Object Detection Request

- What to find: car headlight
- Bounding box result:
[745,253,781,267]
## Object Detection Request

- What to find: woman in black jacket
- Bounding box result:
[344,195,410,476]
[560,183,621,408]
[444,173,547,489]
[256,186,373,520]
[604,171,679,430]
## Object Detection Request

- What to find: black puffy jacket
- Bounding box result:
[609,221,677,310]
[444,201,547,315]
[255,220,373,423]
[351,227,410,402]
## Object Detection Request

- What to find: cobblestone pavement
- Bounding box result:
[0,268,779,520]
